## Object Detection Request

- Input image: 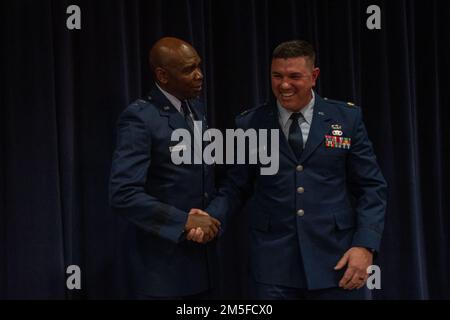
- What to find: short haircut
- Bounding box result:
[272,40,316,66]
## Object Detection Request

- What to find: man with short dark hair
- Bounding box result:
[109,37,221,299]
[194,40,387,299]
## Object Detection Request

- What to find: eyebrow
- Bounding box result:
[182,59,202,69]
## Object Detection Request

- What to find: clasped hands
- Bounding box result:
[184,208,221,244]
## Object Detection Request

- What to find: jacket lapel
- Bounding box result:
[147,88,190,132]
[299,95,332,163]
[263,104,299,164]
[188,99,208,152]
[189,98,207,132]
[148,88,207,160]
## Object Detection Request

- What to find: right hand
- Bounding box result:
[184,209,220,243]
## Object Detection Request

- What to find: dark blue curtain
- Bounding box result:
[1,0,449,299]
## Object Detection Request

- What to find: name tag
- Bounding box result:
[169,145,187,153]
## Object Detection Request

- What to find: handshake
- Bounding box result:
[184,209,221,244]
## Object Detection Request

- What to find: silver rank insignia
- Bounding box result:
[163,106,170,111]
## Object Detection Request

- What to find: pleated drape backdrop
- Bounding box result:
[1,0,449,299]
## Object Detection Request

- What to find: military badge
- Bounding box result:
[332,130,343,136]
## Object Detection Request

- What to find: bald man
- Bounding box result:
[109,37,221,299]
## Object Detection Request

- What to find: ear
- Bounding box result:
[312,67,320,86]
[155,67,168,84]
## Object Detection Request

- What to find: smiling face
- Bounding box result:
[271,56,320,112]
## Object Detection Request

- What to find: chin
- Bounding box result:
[279,100,297,111]
[184,92,198,99]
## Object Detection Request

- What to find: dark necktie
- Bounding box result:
[288,112,305,160]
[181,101,204,157]
[180,100,196,131]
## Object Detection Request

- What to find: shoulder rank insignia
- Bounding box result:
[347,102,355,106]
[240,109,251,116]
[239,106,259,117]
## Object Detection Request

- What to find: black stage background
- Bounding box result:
[1,0,449,299]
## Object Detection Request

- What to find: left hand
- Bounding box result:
[334,247,373,290]
[186,209,214,244]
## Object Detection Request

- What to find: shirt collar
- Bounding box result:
[156,83,182,112]
[277,90,315,127]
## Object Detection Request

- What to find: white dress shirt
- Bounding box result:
[277,90,315,147]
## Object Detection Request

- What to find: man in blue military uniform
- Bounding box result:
[109,37,221,299]
[191,40,387,299]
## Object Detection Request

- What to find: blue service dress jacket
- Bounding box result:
[109,87,216,297]
[207,93,387,290]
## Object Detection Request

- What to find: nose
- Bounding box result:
[280,80,291,89]
[194,68,203,80]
